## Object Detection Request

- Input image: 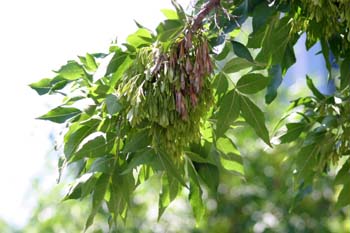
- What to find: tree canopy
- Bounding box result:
[30,0,350,231]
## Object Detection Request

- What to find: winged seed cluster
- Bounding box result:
[116,29,214,156]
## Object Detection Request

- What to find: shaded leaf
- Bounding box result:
[212,72,229,96]
[265,64,282,104]
[215,90,240,136]
[157,149,187,187]
[188,161,205,224]
[240,95,271,146]
[105,94,123,115]
[279,122,306,143]
[121,149,156,175]
[340,56,350,90]
[64,173,97,201]
[231,41,254,62]
[85,173,110,231]
[123,129,151,153]
[88,156,114,174]
[64,125,97,161]
[196,163,219,192]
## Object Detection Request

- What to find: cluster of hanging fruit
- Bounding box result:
[116,28,214,156]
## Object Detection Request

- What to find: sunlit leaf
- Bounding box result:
[222,57,255,74]
[156,19,184,42]
[56,61,84,80]
[236,73,269,94]
[306,75,325,100]
[38,107,81,123]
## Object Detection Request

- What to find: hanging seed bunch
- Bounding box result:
[116,28,214,156]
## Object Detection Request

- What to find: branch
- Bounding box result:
[191,0,221,31]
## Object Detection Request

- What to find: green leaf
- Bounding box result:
[340,56,350,90]
[185,151,213,164]
[231,41,254,62]
[215,90,240,136]
[85,173,110,231]
[106,50,128,76]
[255,16,292,66]
[64,173,97,200]
[123,129,151,153]
[295,143,319,184]
[265,64,282,104]
[279,122,306,143]
[127,28,154,48]
[188,161,204,224]
[336,184,350,209]
[88,156,114,174]
[161,9,179,20]
[240,95,271,146]
[64,125,97,161]
[320,39,332,76]
[216,137,240,156]
[157,149,187,187]
[306,75,325,100]
[216,137,244,175]
[71,135,114,162]
[105,94,123,115]
[83,53,98,72]
[121,149,156,175]
[236,73,269,94]
[196,163,219,192]
[158,174,180,220]
[156,20,184,42]
[252,2,276,33]
[335,162,350,185]
[212,72,229,96]
[37,106,81,123]
[29,78,52,95]
[222,57,255,74]
[56,61,84,80]
[107,52,133,90]
[214,42,231,61]
[170,0,186,22]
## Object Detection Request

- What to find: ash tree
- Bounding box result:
[30,0,350,231]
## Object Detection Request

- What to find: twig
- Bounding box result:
[191,0,221,31]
